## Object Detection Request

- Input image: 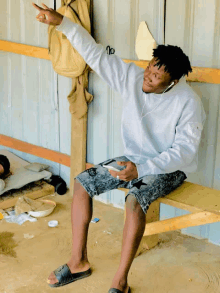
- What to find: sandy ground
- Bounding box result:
[1,191,220,293]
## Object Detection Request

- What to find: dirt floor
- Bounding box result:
[1,191,220,293]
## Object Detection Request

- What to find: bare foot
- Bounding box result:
[47,260,90,285]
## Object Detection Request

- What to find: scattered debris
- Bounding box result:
[48,220,58,227]
[24,233,34,239]
[103,230,112,234]
[4,210,37,225]
[91,218,99,223]
[15,195,55,216]
[0,209,8,218]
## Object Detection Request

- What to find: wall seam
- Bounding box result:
[211,0,220,188]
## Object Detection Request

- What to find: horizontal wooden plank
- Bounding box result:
[143,211,220,236]
[0,40,50,60]
[0,134,94,170]
[121,181,220,215]
[1,40,220,84]
[0,134,70,166]
[0,182,55,209]
[164,181,220,215]
[157,197,204,214]
[123,59,220,84]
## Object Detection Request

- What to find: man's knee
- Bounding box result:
[73,178,87,195]
[126,194,143,213]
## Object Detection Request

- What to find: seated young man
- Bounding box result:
[33,3,206,293]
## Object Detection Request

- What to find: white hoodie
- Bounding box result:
[56,16,206,179]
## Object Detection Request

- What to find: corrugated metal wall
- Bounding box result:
[1,0,220,245]
[0,0,71,185]
[160,0,220,246]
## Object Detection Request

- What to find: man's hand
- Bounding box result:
[108,161,138,182]
[32,3,63,26]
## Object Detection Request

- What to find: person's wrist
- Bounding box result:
[57,15,64,26]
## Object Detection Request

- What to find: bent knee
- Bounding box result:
[73,178,87,194]
[126,194,142,213]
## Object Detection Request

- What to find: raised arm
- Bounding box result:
[32,3,140,96]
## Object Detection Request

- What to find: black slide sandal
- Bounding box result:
[108,287,131,293]
[48,264,91,288]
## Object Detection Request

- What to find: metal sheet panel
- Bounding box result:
[0,0,61,176]
[163,0,220,245]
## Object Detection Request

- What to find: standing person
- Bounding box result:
[32,3,206,292]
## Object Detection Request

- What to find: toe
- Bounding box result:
[47,271,59,285]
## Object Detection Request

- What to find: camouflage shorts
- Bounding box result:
[75,156,187,214]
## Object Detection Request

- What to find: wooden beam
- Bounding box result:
[138,200,160,255]
[158,197,205,214]
[162,181,220,216]
[0,135,93,169]
[123,59,220,85]
[0,182,55,210]
[0,134,70,166]
[0,40,50,60]
[1,40,220,84]
[143,211,220,236]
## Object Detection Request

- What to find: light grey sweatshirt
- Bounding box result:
[56,16,206,179]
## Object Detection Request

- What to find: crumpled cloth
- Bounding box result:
[4,210,37,225]
[65,0,93,119]
[56,0,94,119]
[68,71,93,119]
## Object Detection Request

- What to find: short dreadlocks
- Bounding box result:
[153,45,192,81]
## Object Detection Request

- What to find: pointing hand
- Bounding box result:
[32,2,63,26]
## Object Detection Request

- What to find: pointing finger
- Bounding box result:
[32,3,44,11]
[41,3,52,10]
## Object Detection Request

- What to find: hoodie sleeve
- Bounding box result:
[56,16,142,97]
[136,97,206,178]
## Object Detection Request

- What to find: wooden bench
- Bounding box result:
[119,181,220,256]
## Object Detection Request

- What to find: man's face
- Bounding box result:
[0,164,4,176]
[142,57,173,94]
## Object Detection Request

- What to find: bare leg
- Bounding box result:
[110,194,146,292]
[47,178,93,285]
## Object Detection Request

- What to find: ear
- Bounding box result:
[172,79,179,86]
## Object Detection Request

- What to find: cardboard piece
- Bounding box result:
[135,21,157,61]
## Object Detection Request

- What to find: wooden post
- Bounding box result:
[69,0,91,196]
[69,113,87,195]
[135,200,160,257]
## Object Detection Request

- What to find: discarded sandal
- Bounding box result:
[108,287,131,293]
[48,264,91,288]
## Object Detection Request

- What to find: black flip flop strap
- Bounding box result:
[54,264,91,283]
[54,264,71,283]
[108,289,123,293]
